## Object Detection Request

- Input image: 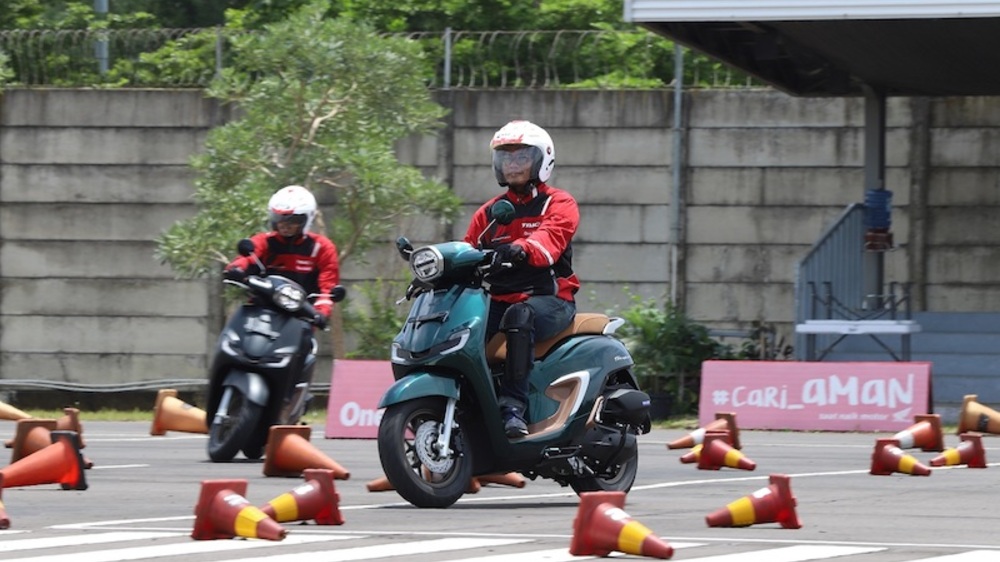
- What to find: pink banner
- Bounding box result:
[324,359,394,439]
[698,361,932,432]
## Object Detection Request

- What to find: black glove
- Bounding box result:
[494,243,527,266]
[223,267,246,282]
[314,313,329,331]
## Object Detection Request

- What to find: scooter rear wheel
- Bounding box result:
[207,386,263,462]
[378,396,472,508]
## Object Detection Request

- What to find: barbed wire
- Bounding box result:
[0,27,762,89]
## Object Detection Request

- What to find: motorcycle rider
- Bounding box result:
[463,120,580,438]
[223,184,340,329]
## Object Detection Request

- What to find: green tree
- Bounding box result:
[157,4,458,276]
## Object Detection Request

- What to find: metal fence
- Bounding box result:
[0,27,761,89]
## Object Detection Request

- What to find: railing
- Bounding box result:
[0,28,764,89]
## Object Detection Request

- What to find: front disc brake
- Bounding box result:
[414,421,454,474]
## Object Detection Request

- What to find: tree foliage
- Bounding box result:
[155,2,459,277]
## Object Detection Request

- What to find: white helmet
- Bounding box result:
[268,185,317,234]
[489,120,555,185]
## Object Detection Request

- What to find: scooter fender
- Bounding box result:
[221,370,270,407]
[378,372,459,409]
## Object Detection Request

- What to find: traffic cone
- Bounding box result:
[705,474,801,529]
[0,431,87,490]
[366,475,394,492]
[260,468,344,525]
[870,438,931,476]
[668,412,740,450]
[7,419,57,462]
[55,408,86,448]
[957,394,1000,435]
[0,401,30,422]
[697,431,756,471]
[569,491,673,559]
[150,389,208,436]
[262,425,350,479]
[192,479,286,541]
[0,475,9,529]
[930,432,987,469]
[477,472,526,488]
[7,419,94,469]
[679,444,702,464]
[892,414,944,452]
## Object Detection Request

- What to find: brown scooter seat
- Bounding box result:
[485,313,611,365]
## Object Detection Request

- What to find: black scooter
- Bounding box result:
[205,239,345,462]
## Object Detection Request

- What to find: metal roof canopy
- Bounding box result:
[623,1,1000,97]
[623,2,1000,310]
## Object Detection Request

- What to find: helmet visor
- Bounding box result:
[269,211,308,229]
[492,146,543,185]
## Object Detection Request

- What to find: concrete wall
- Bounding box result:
[2,89,1000,408]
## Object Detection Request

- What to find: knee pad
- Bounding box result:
[500,303,534,382]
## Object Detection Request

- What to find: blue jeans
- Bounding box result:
[486,296,576,409]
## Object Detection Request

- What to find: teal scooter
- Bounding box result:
[377,200,651,508]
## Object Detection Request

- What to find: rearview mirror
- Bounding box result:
[236,239,255,257]
[489,200,516,226]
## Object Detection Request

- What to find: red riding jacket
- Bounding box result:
[464,182,580,304]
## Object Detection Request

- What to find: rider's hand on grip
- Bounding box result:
[223,267,246,282]
[314,313,329,331]
[490,243,526,273]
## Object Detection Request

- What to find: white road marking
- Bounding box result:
[210,537,531,562]
[0,531,183,552]
[671,544,885,561]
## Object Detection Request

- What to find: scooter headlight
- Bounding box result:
[274,284,305,311]
[411,246,444,282]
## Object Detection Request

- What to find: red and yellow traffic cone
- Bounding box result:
[262,425,350,479]
[892,414,944,452]
[957,394,1000,435]
[679,444,702,464]
[192,479,286,541]
[150,389,208,436]
[667,412,740,450]
[697,431,756,471]
[0,431,87,490]
[706,474,801,529]
[930,432,987,469]
[870,438,931,476]
[260,468,344,525]
[569,491,673,559]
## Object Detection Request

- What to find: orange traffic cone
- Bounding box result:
[366,475,394,492]
[262,425,350,479]
[892,414,944,452]
[0,431,87,490]
[706,474,801,529]
[55,408,86,448]
[668,412,740,450]
[7,419,57,461]
[0,475,9,529]
[192,479,286,541]
[930,432,987,469]
[0,401,30,422]
[477,472,526,488]
[870,438,931,476]
[150,389,208,436]
[697,431,756,471]
[260,468,344,525]
[679,444,702,464]
[7,419,94,469]
[569,491,673,559]
[957,394,1000,435]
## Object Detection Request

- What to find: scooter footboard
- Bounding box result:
[377,372,459,408]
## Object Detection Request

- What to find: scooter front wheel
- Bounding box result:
[207,386,263,462]
[377,396,472,508]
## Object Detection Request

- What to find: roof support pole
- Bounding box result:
[862,84,887,311]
